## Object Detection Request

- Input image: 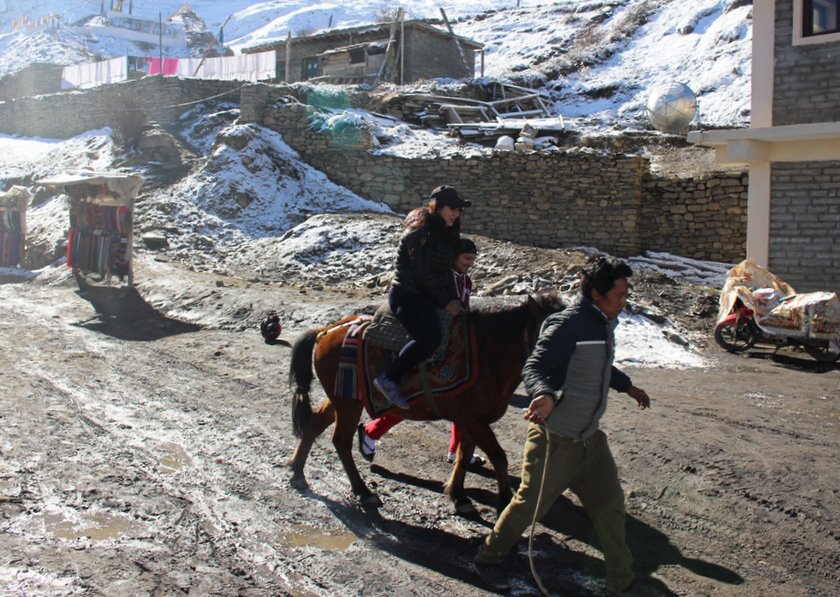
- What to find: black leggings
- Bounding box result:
[385,287,442,381]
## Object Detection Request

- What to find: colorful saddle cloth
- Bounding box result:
[334,311,478,418]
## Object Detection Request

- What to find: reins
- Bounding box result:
[528,426,552,596]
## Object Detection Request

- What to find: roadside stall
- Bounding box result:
[37,172,143,286]
[0,186,30,268]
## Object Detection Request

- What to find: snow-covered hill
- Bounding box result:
[0,0,752,129]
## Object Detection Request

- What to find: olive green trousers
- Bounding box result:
[475,424,634,593]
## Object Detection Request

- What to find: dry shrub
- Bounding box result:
[374,6,404,23]
[105,92,148,150]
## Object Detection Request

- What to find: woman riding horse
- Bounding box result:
[372,184,472,410]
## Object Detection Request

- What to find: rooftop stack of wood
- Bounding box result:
[380,83,567,146]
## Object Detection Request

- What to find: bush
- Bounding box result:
[105,92,149,150]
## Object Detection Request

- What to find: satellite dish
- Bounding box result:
[646,82,697,133]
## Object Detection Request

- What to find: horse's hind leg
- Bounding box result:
[288,400,336,490]
[332,398,381,507]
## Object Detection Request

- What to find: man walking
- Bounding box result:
[473,256,651,595]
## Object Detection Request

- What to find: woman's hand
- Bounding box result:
[523,394,554,424]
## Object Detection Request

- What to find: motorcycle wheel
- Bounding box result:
[804,343,840,363]
[714,320,757,353]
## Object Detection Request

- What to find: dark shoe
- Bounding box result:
[373,374,410,410]
[473,562,509,592]
[447,452,487,466]
[356,424,376,462]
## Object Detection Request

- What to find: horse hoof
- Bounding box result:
[360,493,382,508]
[290,477,309,491]
[454,498,476,514]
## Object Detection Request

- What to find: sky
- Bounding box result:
[0,0,750,369]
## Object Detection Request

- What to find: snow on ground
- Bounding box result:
[616,312,706,369]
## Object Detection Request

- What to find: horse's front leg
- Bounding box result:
[443,434,477,514]
[332,398,382,508]
[446,422,512,516]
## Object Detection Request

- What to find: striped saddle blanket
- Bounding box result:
[335,309,478,418]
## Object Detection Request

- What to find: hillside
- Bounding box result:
[0,0,752,130]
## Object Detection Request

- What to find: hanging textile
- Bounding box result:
[65,204,131,278]
[0,208,23,267]
[61,56,129,89]
[175,50,276,82]
[145,57,180,76]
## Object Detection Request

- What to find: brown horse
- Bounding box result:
[287,293,564,513]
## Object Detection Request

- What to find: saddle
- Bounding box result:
[335,303,478,418]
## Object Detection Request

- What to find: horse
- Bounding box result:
[287,292,565,514]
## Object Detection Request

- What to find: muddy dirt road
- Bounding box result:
[1,258,838,597]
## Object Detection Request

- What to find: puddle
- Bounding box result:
[43,510,143,542]
[159,443,192,473]
[288,531,357,551]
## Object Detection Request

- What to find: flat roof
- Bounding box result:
[244,19,483,54]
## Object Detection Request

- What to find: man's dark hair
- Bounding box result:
[580,256,633,299]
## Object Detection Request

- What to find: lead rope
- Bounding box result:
[527,426,552,597]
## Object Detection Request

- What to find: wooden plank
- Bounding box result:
[372,9,401,86]
[439,8,471,77]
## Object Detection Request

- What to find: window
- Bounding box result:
[301,56,322,80]
[794,0,840,44]
[349,48,366,65]
[804,0,839,35]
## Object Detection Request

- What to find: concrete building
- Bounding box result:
[688,0,840,292]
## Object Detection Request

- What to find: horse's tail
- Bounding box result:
[289,328,318,438]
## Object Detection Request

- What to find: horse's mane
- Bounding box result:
[467,292,565,343]
[467,297,536,344]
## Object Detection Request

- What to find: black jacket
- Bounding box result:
[391,212,458,308]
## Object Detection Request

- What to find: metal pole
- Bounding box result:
[158,12,163,76]
[285,32,291,82]
[400,12,405,84]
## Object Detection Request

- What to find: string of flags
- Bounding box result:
[10,14,61,31]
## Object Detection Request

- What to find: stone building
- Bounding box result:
[689,0,840,292]
[0,64,64,101]
[242,20,483,85]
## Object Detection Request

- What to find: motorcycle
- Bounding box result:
[714,298,840,363]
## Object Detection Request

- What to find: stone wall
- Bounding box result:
[0,78,748,262]
[642,172,748,262]
[773,1,840,125]
[769,162,840,293]
[0,76,242,139]
[242,83,747,260]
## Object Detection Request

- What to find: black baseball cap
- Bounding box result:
[430,185,472,209]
